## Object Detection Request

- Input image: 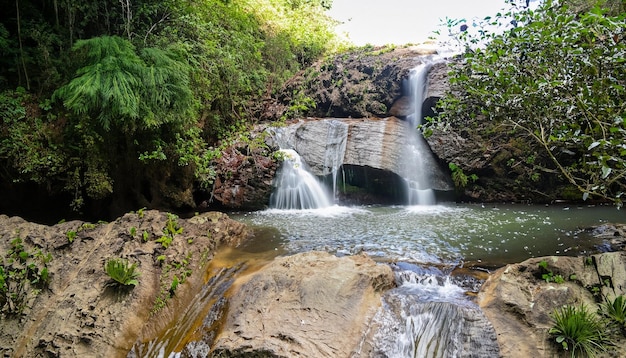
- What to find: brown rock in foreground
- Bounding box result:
[0,211,248,358]
[478,252,626,358]
[211,251,395,357]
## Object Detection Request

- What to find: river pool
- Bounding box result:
[231,203,624,268]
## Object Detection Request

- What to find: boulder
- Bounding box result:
[211,251,395,357]
[477,253,626,357]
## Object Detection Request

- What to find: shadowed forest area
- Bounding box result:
[0,0,624,222]
[0,0,341,221]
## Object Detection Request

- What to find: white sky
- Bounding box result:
[326,0,516,45]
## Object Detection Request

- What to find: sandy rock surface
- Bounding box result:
[0,210,248,358]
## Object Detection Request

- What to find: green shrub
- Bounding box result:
[104,259,140,287]
[549,304,608,357]
[601,295,626,332]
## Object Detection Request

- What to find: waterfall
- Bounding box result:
[401,60,438,205]
[269,149,333,210]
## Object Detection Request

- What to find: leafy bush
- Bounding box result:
[549,304,609,357]
[104,258,140,287]
[434,0,626,206]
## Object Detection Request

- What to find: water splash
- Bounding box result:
[270,149,333,210]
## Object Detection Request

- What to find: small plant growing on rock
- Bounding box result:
[600,295,626,335]
[549,304,608,357]
[104,259,140,288]
[449,162,477,189]
[156,213,183,249]
[66,230,77,243]
[1,235,52,315]
[537,260,565,283]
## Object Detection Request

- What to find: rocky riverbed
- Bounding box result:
[1,212,625,357]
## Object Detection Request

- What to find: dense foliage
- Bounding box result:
[0,0,340,217]
[434,0,626,205]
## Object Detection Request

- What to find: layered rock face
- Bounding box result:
[267,117,454,196]
[211,251,395,357]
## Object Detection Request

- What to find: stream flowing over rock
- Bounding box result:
[0,211,249,358]
[267,117,453,194]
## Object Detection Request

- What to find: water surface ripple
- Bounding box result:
[232,203,623,267]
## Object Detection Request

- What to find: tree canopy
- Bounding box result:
[0,0,341,217]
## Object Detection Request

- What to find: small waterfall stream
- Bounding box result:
[323,120,349,200]
[269,149,333,210]
[366,264,499,357]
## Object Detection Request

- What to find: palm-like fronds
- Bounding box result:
[104,258,140,287]
[53,36,194,132]
[549,304,609,357]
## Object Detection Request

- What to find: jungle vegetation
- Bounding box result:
[0,0,341,218]
[433,0,626,206]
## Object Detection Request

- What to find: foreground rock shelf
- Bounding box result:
[1,212,625,357]
[0,211,248,357]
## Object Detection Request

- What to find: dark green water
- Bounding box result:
[232,203,625,268]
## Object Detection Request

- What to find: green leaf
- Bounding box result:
[588,141,600,150]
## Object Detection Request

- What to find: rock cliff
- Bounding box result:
[267,117,454,200]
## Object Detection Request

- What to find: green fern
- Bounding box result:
[53,36,194,132]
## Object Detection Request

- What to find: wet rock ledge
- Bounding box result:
[211,252,395,357]
[0,211,248,357]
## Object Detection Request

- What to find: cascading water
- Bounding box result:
[269,149,333,210]
[401,59,438,205]
[128,265,244,358]
[365,264,500,358]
